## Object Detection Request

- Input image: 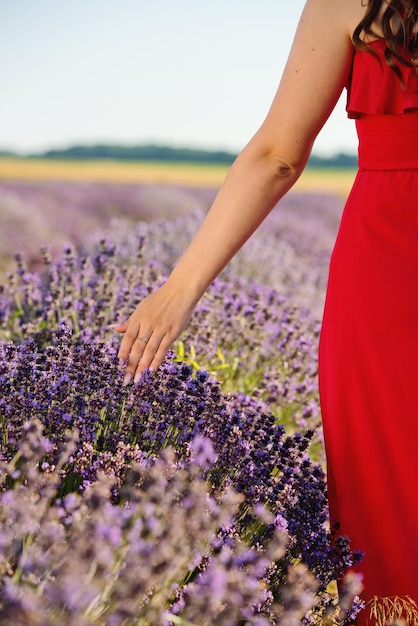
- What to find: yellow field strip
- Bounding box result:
[0,158,356,197]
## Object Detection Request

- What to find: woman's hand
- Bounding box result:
[114,280,197,385]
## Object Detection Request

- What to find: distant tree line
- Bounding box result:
[0,144,358,169]
[34,145,238,165]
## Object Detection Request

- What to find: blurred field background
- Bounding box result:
[0,157,352,323]
[0,158,354,294]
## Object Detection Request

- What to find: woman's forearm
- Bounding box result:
[116,138,310,383]
[167,139,309,303]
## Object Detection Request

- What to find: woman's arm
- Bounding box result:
[116,0,356,384]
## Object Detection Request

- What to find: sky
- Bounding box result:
[0,1,358,157]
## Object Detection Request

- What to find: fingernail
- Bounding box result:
[134,367,154,384]
[123,372,132,387]
[118,358,125,368]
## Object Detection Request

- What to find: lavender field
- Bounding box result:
[0,179,364,625]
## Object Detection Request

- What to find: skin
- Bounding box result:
[115,0,371,386]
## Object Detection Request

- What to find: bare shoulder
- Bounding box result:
[344,0,373,38]
[298,0,370,40]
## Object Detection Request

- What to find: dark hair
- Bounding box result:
[353,0,418,80]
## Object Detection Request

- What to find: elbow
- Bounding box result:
[265,148,309,184]
[271,155,297,179]
[230,130,312,194]
[251,143,310,184]
[248,128,312,182]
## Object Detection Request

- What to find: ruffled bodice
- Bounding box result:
[346,38,418,118]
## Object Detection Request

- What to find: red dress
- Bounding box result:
[319,39,418,624]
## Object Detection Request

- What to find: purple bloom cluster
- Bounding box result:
[0,419,266,625]
[0,325,357,581]
[1,231,323,441]
[0,419,361,625]
[0,182,362,623]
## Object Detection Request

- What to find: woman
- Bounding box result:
[115,0,418,622]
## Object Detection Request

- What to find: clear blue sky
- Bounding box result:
[0,1,357,156]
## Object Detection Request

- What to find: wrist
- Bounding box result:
[166,268,207,306]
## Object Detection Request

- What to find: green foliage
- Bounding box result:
[34,144,238,164]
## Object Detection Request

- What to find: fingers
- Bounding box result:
[113,319,129,333]
[120,330,173,386]
[117,318,146,371]
[116,313,175,385]
[136,334,174,380]
[114,283,195,386]
[125,330,156,385]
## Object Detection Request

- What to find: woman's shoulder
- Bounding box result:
[345,0,372,41]
[301,0,370,43]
